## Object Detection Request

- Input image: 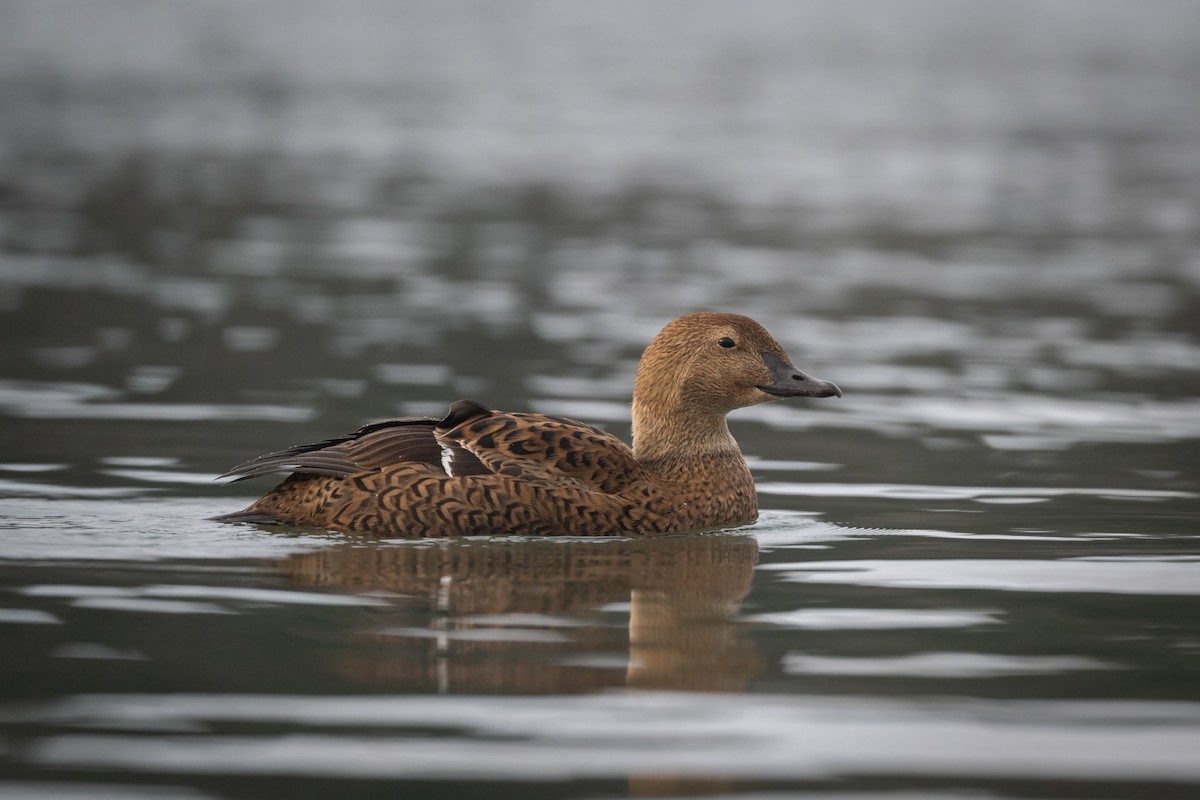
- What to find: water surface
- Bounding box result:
[1,2,1198,798]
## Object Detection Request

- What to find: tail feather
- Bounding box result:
[210,509,282,525]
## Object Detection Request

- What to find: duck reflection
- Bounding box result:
[277,533,760,693]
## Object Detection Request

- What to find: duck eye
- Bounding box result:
[718,337,736,348]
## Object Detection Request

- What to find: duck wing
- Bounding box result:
[219,399,642,493]
[437,400,644,494]
[218,415,488,482]
[218,400,655,534]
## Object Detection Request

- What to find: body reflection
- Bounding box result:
[278,533,760,693]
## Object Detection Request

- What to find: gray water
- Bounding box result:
[2,1,1199,798]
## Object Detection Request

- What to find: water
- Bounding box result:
[2,1,1199,797]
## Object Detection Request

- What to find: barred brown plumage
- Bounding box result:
[215,312,840,536]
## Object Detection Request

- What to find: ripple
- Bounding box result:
[0,498,337,561]
[781,652,1116,678]
[525,374,632,399]
[745,457,841,472]
[0,608,63,625]
[0,463,68,473]
[0,479,151,499]
[757,483,1198,502]
[456,613,591,628]
[0,782,215,800]
[51,643,149,661]
[378,627,572,644]
[0,379,315,421]
[220,326,279,352]
[101,469,224,486]
[374,364,452,386]
[13,693,1200,782]
[759,394,1200,446]
[528,399,631,423]
[99,458,180,468]
[749,608,1003,630]
[21,584,392,608]
[765,558,1200,595]
[70,598,235,615]
[17,402,314,422]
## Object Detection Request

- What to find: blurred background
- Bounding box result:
[2,0,1198,484]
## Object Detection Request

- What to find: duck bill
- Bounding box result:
[757,352,842,399]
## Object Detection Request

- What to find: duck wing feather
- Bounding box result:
[438,408,645,494]
[218,401,657,535]
[219,416,488,482]
[219,401,643,494]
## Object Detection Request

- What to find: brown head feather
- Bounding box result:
[631,312,795,469]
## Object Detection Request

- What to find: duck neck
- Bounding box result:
[632,398,757,527]
[631,395,747,481]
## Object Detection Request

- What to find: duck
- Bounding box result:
[215,311,841,536]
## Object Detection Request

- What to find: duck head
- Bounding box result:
[632,312,840,461]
